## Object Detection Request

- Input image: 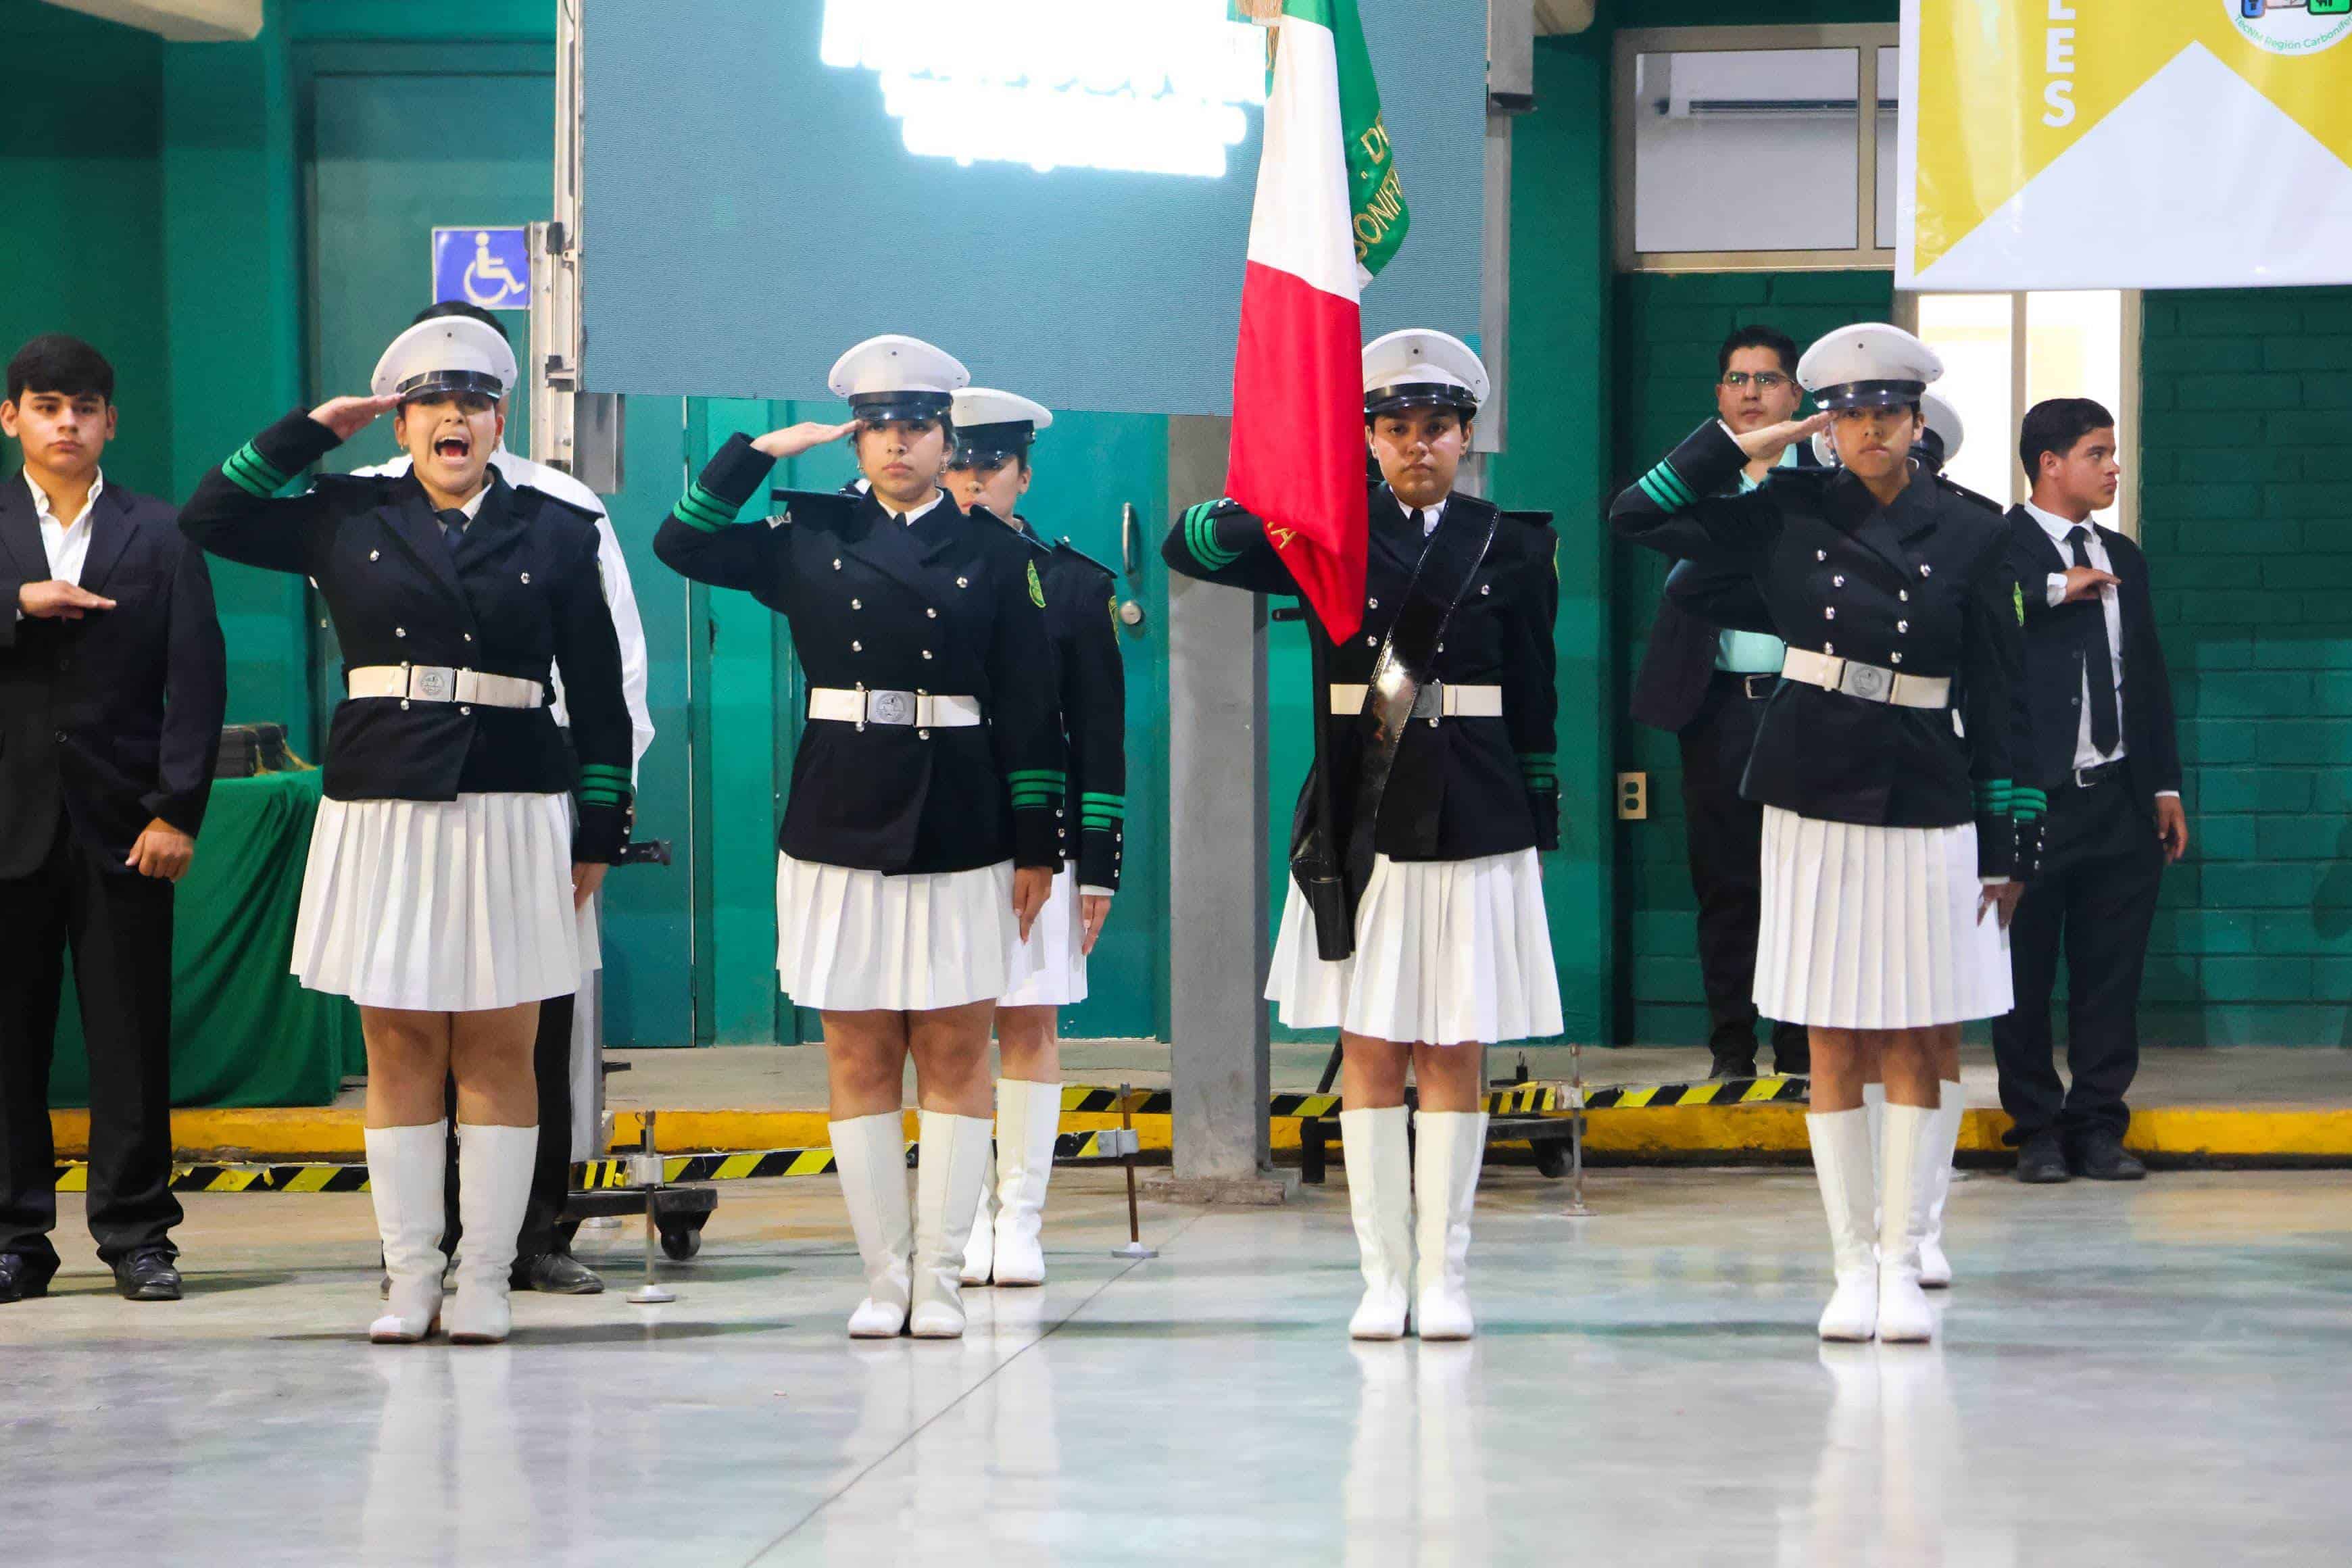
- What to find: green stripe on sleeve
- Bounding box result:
[1635,473,1677,514]
[1652,460,1696,508]
[222,445,289,498]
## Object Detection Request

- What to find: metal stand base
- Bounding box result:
[627,1281,677,1305]
[1110,1242,1159,1260]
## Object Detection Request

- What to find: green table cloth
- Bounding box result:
[48,768,365,1109]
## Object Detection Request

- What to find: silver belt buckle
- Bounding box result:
[412,665,454,702]
[1838,661,1891,702]
[868,689,912,725]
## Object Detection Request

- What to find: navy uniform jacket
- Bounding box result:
[1611,420,2030,877]
[2003,507,2179,814]
[654,436,1062,875]
[1163,485,1560,861]
[1006,525,1127,891]
[178,411,637,862]
[0,479,226,880]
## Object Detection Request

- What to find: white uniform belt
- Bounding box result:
[808,687,983,728]
[1780,647,1950,710]
[347,664,545,708]
[1328,682,1503,719]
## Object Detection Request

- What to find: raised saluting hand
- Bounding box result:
[1733,410,1834,465]
[308,393,401,441]
[752,420,859,460]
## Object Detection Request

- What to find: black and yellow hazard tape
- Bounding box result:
[52,1162,373,1194]
[1561,1074,1806,1112]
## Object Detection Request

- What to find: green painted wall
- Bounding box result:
[0,1,171,493]
[2137,285,2352,1046]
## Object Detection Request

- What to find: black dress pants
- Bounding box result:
[1992,778,2164,1145]
[0,812,182,1267]
[439,991,577,1264]
[1678,674,1809,1073]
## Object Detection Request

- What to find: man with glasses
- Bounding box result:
[1629,325,1814,1079]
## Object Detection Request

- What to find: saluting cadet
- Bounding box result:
[1684,382,2024,1297]
[652,337,1062,1340]
[1163,330,1562,1343]
[1612,323,2032,1346]
[180,314,635,1346]
[352,301,658,1298]
[941,388,1125,1290]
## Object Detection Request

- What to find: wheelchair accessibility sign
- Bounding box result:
[432,226,531,310]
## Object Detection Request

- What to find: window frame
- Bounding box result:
[1892,289,2145,540]
[1612,23,1899,274]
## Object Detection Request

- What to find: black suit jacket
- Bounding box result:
[0,475,226,881]
[1628,442,1821,733]
[2003,507,2180,813]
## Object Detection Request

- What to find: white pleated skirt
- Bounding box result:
[1267,847,1563,1046]
[293,792,581,1012]
[1755,805,2013,1029]
[1002,861,1088,1008]
[777,854,1017,1012]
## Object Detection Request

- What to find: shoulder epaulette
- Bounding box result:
[1052,537,1118,579]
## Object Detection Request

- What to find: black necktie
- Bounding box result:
[435,508,470,556]
[2069,525,2120,755]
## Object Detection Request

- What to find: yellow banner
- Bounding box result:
[1905,0,2352,289]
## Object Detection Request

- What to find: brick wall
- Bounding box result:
[2138,286,2352,1046]
[1612,271,1894,1044]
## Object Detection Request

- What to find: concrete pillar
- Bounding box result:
[1158,414,1287,1201]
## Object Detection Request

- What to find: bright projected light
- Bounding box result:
[820,0,1268,178]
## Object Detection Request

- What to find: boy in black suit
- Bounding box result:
[0,335,226,1301]
[1994,398,2185,1183]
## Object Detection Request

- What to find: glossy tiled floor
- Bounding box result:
[1,1167,2345,1565]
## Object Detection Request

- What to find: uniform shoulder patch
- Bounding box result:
[2014,581,2026,626]
[1027,559,1047,608]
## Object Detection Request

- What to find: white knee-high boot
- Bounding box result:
[832,1112,914,1338]
[989,1080,1063,1288]
[1807,1108,1879,1342]
[1877,1103,1936,1343]
[1863,1081,1887,1231]
[1916,1081,1965,1288]
[367,1121,448,1344]
[960,1146,997,1286]
[1412,1111,1488,1342]
[1338,1106,1413,1340]
[443,1124,536,1344]
[910,1110,994,1338]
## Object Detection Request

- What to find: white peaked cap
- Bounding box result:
[1796,322,1943,409]
[1921,389,1964,461]
[827,335,970,420]
[1361,328,1490,413]
[371,315,518,403]
[951,387,1054,433]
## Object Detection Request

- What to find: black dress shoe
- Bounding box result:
[112,1247,182,1301]
[2013,1129,2072,1184]
[514,1250,604,1295]
[1709,1055,1759,1081]
[2072,1131,2148,1181]
[0,1252,58,1304]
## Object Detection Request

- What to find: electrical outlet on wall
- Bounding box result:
[1616,772,1648,821]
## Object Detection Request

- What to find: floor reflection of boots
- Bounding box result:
[453,1348,535,1563]
[1788,1346,1882,1568]
[1415,1344,1488,1567]
[1880,1346,1973,1568]
[1342,1344,1416,1568]
[360,1353,452,1567]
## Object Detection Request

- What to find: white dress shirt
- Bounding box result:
[889,490,947,526]
[15,468,104,622]
[2024,501,2178,798]
[353,447,656,770]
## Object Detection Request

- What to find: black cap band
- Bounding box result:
[950,420,1036,466]
[395,369,506,402]
[1364,381,1477,416]
[1814,378,1927,410]
[850,391,954,423]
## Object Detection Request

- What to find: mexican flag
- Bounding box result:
[1225,0,1407,645]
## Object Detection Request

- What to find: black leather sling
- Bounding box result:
[1290,499,1502,962]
